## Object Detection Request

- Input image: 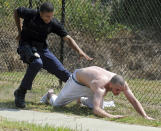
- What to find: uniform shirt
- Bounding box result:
[17,7,68,49]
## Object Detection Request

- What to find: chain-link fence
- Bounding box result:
[0,0,161,117]
[63,0,161,110]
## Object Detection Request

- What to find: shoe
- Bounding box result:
[40,92,48,104]
[14,89,26,108]
[40,89,54,104]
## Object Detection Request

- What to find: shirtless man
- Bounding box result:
[41,66,154,120]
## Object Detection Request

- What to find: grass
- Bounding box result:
[0,117,75,131]
[0,71,59,88]
[0,71,161,127]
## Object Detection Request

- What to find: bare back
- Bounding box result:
[76,66,116,89]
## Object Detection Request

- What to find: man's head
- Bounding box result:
[40,2,54,24]
[109,75,125,96]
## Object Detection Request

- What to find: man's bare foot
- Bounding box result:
[47,89,54,99]
[77,98,81,105]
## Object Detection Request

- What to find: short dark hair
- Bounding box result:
[110,75,125,87]
[40,2,54,12]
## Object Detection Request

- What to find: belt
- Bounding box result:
[72,75,85,86]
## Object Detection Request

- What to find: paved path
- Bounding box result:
[0,108,160,131]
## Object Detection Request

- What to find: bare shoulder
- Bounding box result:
[90,79,106,93]
[92,66,116,75]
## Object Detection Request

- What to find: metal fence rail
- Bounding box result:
[0,0,161,111]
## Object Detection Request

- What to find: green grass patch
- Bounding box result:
[109,116,161,127]
[0,71,59,88]
[0,117,75,131]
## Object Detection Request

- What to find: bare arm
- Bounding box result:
[123,82,154,120]
[93,87,124,118]
[14,9,22,41]
[63,35,93,61]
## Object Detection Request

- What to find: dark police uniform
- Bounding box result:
[17,7,71,90]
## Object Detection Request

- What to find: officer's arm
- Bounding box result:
[63,35,84,56]
[63,35,93,60]
[14,9,22,35]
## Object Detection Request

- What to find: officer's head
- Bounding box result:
[40,2,54,24]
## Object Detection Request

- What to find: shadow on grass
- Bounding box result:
[51,104,94,117]
[0,100,52,112]
[0,101,15,109]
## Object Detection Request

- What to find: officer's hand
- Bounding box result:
[16,34,21,41]
[79,51,93,61]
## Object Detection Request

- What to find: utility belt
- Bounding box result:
[31,41,47,50]
[17,44,40,64]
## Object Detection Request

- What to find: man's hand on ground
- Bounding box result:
[144,116,155,120]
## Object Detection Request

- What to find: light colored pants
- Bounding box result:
[50,70,103,108]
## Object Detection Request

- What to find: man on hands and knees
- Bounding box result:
[41,66,154,120]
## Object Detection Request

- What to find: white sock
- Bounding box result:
[49,94,58,106]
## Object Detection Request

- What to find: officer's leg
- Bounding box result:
[20,58,43,90]
[14,58,43,108]
[41,49,71,82]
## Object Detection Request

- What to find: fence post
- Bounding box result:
[29,0,32,8]
[59,0,66,87]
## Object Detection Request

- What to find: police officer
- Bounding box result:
[14,2,93,108]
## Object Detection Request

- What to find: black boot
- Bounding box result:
[14,88,27,108]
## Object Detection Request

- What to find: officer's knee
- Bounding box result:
[31,59,43,70]
[58,70,71,82]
